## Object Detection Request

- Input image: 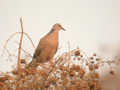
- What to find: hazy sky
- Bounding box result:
[0,0,120,72]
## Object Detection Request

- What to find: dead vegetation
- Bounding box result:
[0,48,103,90]
[0,18,119,90]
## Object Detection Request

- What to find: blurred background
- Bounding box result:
[0,0,120,89]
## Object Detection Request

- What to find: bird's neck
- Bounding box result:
[47,29,59,40]
[48,29,59,35]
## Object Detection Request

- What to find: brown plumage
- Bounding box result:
[26,23,65,69]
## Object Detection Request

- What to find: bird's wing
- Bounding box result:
[32,48,41,59]
[32,37,58,61]
[32,39,45,59]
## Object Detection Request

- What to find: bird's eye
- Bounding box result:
[58,24,61,27]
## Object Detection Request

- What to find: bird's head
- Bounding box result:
[52,23,65,31]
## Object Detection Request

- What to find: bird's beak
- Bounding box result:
[61,27,66,31]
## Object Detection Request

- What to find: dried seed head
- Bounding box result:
[89,65,94,71]
[21,59,26,64]
[74,50,80,56]
[90,61,95,64]
[91,72,100,79]
[77,57,81,60]
[93,53,96,56]
[96,58,101,61]
[94,64,99,70]
[110,70,115,75]
[90,57,94,60]
[70,71,75,77]
[44,81,50,88]
[80,55,83,57]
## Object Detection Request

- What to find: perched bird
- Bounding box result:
[27,23,65,69]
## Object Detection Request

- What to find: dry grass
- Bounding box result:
[0,48,103,90]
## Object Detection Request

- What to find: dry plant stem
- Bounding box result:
[46,49,82,80]
[15,42,32,57]
[17,17,24,75]
[46,49,76,79]
[46,59,61,79]
[46,56,66,80]
[68,41,71,67]
[21,48,32,57]
[1,32,18,57]
[18,32,35,49]
[43,54,64,79]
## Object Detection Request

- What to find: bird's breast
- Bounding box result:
[46,32,59,45]
[46,37,58,47]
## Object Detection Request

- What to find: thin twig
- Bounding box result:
[68,41,71,67]
[17,17,24,74]
[1,32,35,57]
[15,42,32,58]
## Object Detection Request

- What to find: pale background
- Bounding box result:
[0,0,120,70]
[0,0,120,89]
